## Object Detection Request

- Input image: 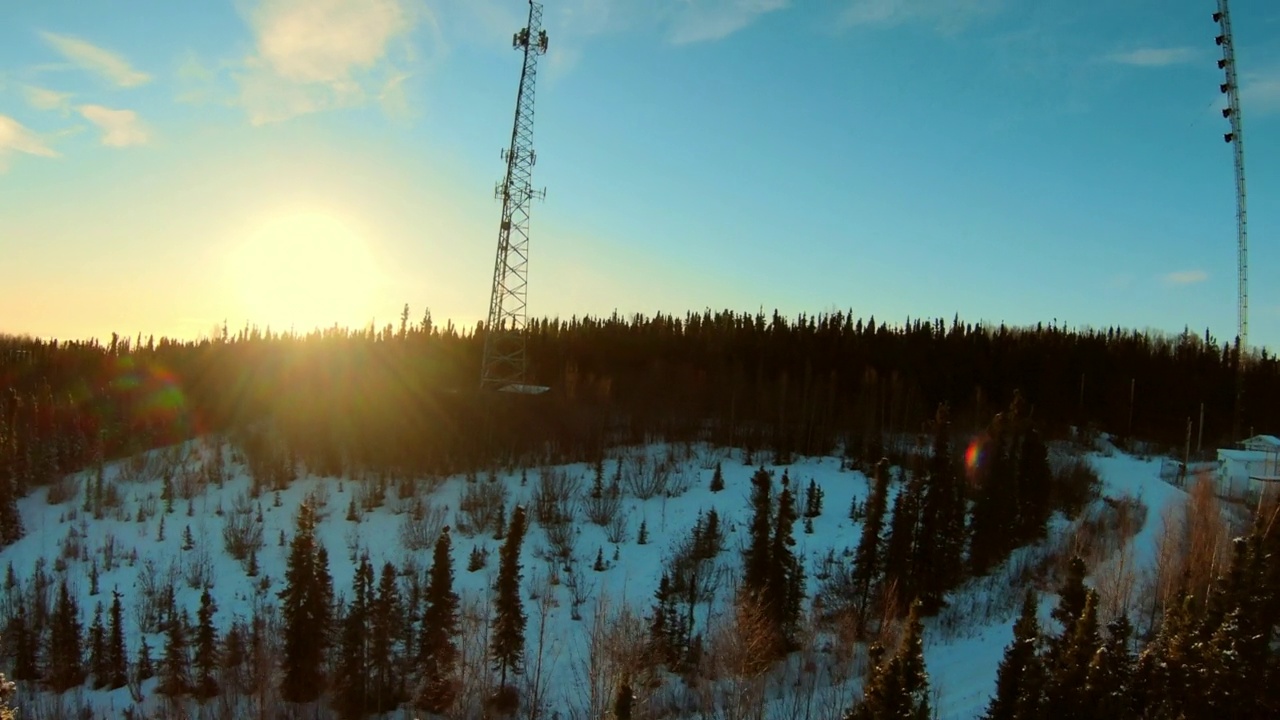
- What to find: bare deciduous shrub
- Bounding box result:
[605,510,629,545]
[458,481,509,537]
[624,453,672,500]
[400,500,449,552]
[185,542,214,589]
[570,596,649,720]
[534,467,580,527]
[584,482,622,527]
[541,520,578,566]
[135,558,178,633]
[46,475,77,505]
[223,492,265,561]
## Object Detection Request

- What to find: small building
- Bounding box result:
[1217,436,1280,499]
[1240,434,1280,453]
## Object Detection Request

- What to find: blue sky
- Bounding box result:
[0,0,1278,349]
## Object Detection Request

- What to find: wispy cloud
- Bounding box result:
[0,115,59,171]
[77,105,149,147]
[39,32,151,87]
[667,0,789,45]
[235,0,416,125]
[840,0,1004,33]
[1104,47,1198,67]
[22,85,72,113]
[1241,69,1280,116]
[1164,270,1208,286]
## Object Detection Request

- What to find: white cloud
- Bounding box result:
[1164,270,1208,286]
[840,0,1003,33]
[22,85,72,112]
[235,0,416,124]
[0,115,59,171]
[1104,47,1198,67]
[1241,69,1280,116]
[39,32,151,87]
[667,0,789,45]
[77,104,149,147]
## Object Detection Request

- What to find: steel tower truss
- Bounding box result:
[482,0,550,393]
[1214,0,1249,436]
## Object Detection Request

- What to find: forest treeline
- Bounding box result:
[1,309,1275,489]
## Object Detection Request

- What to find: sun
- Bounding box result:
[225,211,382,333]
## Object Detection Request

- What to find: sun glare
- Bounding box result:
[225,211,382,333]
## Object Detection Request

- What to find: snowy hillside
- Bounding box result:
[0,438,1189,719]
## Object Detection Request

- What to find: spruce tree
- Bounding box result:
[1083,614,1134,720]
[491,504,528,690]
[193,588,219,701]
[279,501,331,703]
[916,403,964,612]
[137,636,154,680]
[11,602,37,682]
[159,606,189,697]
[418,528,460,714]
[852,459,890,623]
[765,474,801,651]
[710,462,724,493]
[1015,428,1051,541]
[106,588,127,690]
[88,602,105,689]
[334,555,373,720]
[47,579,84,691]
[847,601,931,720]
[984,589,1044,720]
[741,466,773,602]
[369,562,403,712]
[1045,589,1100,716]
[883,471,924,605]
[1047,556,1087,665]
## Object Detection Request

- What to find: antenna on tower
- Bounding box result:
[481,0,551,395]
[1213,0,1249,439]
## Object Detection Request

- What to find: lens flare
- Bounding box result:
[965,437,985,479]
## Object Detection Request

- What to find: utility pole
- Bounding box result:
[482,0,551,394]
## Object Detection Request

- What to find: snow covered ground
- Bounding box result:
[0,439,1189,718]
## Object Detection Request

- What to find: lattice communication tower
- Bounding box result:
[1213,0,1249,436]
[481,1,550,394]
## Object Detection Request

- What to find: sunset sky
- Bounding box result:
[1,0,1278,348]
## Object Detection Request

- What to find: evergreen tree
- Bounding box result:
[137,636,154,680]
[47,579,84,691]
[1015,428,1051,541]
[983,589,1044,720]
[969,394,1024,573]
[418,528,460,714]
[741,466,773,601]
[852,459,890,623]
[106,589,128,690]
[916,403,965,612]
[11,601,37,682]
[1045,589,1100,717]
[710,462,724,493]
[369,561,403,712]
[883,470,924,606]
[1083,614,1134,720]
[846,601,931,720]
[334,554,373,720]
[193,588,219,701]
[279,501,332,703]
[490,504,529,689]
[159,606,189,697]
[88,602,105,689]
[0,470,22,546]
[1047,556,1087,665]
[765,474,801,651]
